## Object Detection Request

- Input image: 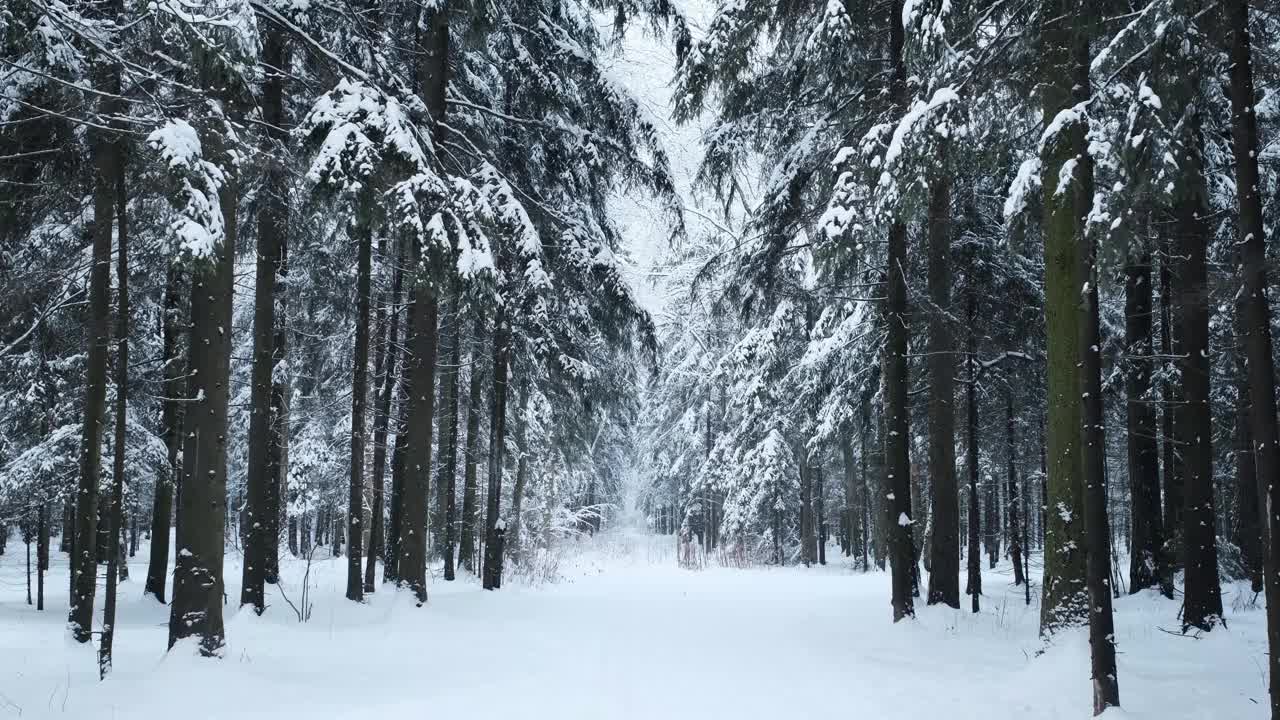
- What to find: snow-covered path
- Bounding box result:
[0,536,1269,719]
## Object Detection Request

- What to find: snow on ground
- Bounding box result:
[0,533,1269,720]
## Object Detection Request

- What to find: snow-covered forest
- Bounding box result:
[3,0,1280,717]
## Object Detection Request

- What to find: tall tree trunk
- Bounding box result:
[508,388,530,565]
[1172,108,1222,632]
[265,244,290,574]
[366,238,403,591]
[396,283,438,602]
[168,121,237,656]
[1079,136,1120,712]
[1158,232,1182,597]
[1037,0,1089,637]
[1226,3,1280,709]
[965,297,981,612]
[242,26,290,613]
[925,166,958,608]
[100,162,129,677]
[885,0,914,623]
[432,294,456,559]
[384,378,408,581]
[1007,394,1024,587]
[460,315,485,573]
[146,264,183,602]
[1233,323,1263,592]
[482,307,511,590]
[1125,251,1163,593]
[68,68,120,644]
[345,212,372,602]
[799,451,813,566]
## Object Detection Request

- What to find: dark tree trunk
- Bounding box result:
[508,388,530,564]
[37,503,47,610]
[396,283,438,603]
[384,379,408,581]
[345,213,372,602]
[433,289,457,562]
[1233,331,1263,592]
[1226,3,1280,711]
[799,452,814,566]
[1158,232,1182,597]
[482,307,511,590]
[925,166,958,608]
[965,297,981,612]
[1007,394,1024,587]
[69,78,119,644]
[168,124,237,657]
[1124,252,1163,593]
[1172,109,1222,632]
[100,164,129,677]
[1038,0,1089,638]
[242,26,290,613]
[885,0,913,623]
[265,240,290,575]
[366,238,403,591]
[460,315,485,573]
[1079,135,1120,711]
[146,264,183,602]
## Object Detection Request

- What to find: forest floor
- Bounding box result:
[0,532,1269,719]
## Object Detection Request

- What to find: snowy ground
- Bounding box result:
[0,533,1269,720]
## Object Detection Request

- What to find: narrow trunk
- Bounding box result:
[460,315,485,573]
[345,215,372,602]
[1080,143,1120,711]
[366,237,404,591]
[242,26,290,612]
[508,389,530,564]
[482,307,511,590]
[925,167,958,608]
[145,264,183,602]
[432,296,455,559]
[1125,252,1163,593]
[100,163,128,677]
[1158,232,1182,596]
[965,298,982,612]
[68,88,118,644]
[1007,394,1024,587]
[885,0,913,623]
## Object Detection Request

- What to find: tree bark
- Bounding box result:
[345,212,372,602]
[885,0,914,623]
[1079,132,1120,712]
[68,72,119,644]
[1158,232,1182,597]
[1007,394,1024,587]
[242,26,290,613]
[1172,107,1222,632]
[1037,0,1089,637]
[482,306,511,590]
[1124,252,1163,593]
[430,290,454,563]
[168,123,236,656]
[460,315,485,573]
[100,161,129,677]
[1225,2,1280,709]
[146,264,183,602]
[366,238,403,591]
[925,165,958,608]
[965,296,982,612]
